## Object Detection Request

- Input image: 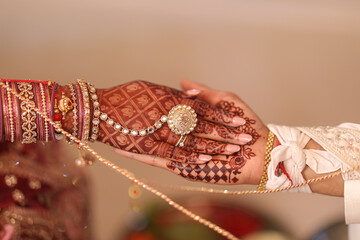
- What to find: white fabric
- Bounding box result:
[266,123,360,224]
[348,224,360,240]
[266,125,311,192]
[345,180,360,224]
[299,124,360,181]
[266,125,345,192]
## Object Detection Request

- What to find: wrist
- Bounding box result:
[244,126,271,185]
[304,139,324,150]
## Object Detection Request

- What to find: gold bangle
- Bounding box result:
[17,82,37,144]
[257,131,275,191]
[12,83,20,142]
[6,82,15,142]
[68,83,78,142]
[53,98,63,141]
[77,79,91,142]
[88,82,100,142]
[39,83,49,142]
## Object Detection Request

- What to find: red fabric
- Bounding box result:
[274,139,293,186]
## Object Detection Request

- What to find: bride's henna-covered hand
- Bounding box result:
[115,80,269,185]
[95,80,252,164]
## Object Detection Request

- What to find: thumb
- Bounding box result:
[181,79,220,106]
[181,79,213,91]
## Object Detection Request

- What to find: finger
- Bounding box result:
[174,135,240,156]
[181,79,246,109]
[114,148,169,169]
[179,98,246,127]
[157,126,241,155]
[184,89,203,98]
[193,119,252,145]
[181,79,219,106]
[181,79,212,92]
[153,142,212,164]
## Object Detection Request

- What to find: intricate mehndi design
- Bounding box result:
[96,81,237,163]
[184,135,227,154]
[166,101,260,184]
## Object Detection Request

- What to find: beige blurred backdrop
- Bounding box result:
[1,1,360,239]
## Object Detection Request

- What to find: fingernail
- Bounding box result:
[238,133,252,144]
[226,144,241,153]
[199,154,212,161]
[185,89,202,96]
[233,116,246,125]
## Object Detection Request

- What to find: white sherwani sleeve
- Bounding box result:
[266,123,360,224]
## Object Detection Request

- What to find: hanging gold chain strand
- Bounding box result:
[0,81,240,240]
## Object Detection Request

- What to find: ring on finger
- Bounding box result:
[175,135,188,148]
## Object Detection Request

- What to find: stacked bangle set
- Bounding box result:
[0,79,101,146]
[53,79,101,144]
[1,80,52,143]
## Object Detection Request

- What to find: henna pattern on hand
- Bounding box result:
[97,81,179,155]
[96,81,238,163]
[184,135,228,154]
[193,101,234,124]
[167,160,236,183]
[194,119,239,140]
[166,101,260,184]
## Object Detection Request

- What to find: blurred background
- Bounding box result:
[1,1,360,239]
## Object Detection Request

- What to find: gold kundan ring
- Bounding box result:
[167,105,197,136]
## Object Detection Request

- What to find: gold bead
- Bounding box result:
[12,189,25,205]
[5,175,17,187]
[28,179,41,190]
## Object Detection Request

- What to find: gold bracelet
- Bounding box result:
[257,131,275,191]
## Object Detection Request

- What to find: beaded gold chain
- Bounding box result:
[2,81,360,240]
[97,104,197,137]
